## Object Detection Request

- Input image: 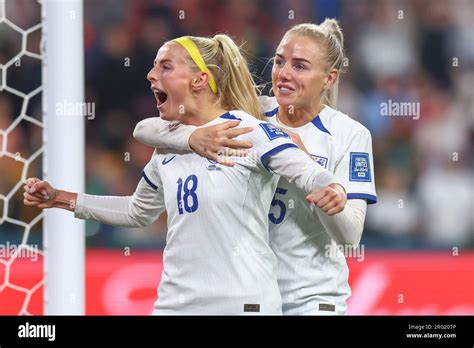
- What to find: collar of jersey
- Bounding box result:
[272,105,331,135]
[196,112,234,128]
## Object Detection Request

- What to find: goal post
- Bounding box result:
[42,0,85,315]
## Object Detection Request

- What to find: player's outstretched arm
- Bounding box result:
[23,177,76,211]
[23,176,165,228]
[133,117,253,166]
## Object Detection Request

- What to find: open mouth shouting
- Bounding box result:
[151,86,168,109]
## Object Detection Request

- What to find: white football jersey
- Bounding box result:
[260,96,377,315]
[143,110,300,315]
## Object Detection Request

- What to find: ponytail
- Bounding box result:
[175,34,265,120]
[213,35,265,120]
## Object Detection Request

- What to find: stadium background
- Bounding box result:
[0,0,473,314]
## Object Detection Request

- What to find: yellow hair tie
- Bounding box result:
[173,37,218,95]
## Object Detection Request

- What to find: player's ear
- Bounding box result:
[191,71,209,92]
[323,69,338,90]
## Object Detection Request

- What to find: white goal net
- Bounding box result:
[0,0,44,315]
[0,0,85,315]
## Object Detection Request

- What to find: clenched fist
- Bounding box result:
[306,183,347,216]
[23,178,58,209]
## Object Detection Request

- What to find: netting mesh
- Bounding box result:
[0,0,44,315]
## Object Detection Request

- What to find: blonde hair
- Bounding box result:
[281,19,344,108]
[173,34,265,120]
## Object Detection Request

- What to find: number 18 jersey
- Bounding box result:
[143,110,298,315]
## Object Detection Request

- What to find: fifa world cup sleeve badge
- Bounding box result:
[349,152,371,182]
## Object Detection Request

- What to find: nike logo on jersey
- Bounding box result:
[162,155,176,165]
[206,158,221,171]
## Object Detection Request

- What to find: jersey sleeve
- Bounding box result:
[133,117,194,151]
[74,152,165,227]
[242,121,342,192]
[334,128,377,204]
[141,149,164,192]
[310,198,367,247]
[244,121,299,171]
[266,147,343,193]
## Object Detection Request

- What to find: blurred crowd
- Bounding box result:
[0,0,472,250]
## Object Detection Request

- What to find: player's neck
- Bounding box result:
[277,101,325,128]
[181,101,228,126]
